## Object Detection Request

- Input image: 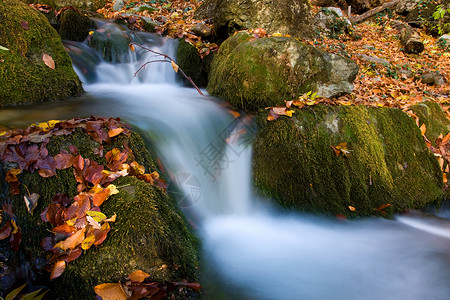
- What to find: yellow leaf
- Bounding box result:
[285,110,295,117]
[11,219,18,234]
[306,100,316,106]
[348,206,356,211]
[66,217,77,227]
[106,184,119,195]
[272,32,282,37]
[81,233,96,250]
[129,43,135,52]
[37,120,60,130]
[171,60,179,73]
[94,283,127,300]
[89,31,94,35]
[0,131,5,136]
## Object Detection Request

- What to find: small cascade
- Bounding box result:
[1,21,450,299]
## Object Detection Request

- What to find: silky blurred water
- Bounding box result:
[1,23,450,300]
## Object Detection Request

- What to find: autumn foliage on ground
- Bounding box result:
[0,117,199,299]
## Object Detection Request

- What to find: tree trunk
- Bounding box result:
[350,0,401,23]
[400,26,425,54]
[391,20,424,54]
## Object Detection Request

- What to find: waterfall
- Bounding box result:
[2,22,450,299]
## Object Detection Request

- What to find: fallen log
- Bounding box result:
[350,0,400,24]
[391,20,424,54]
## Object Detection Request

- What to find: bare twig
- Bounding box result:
[131,42,204,96]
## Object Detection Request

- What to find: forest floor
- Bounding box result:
[96,0,449,114]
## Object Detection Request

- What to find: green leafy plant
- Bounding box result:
[432,4,450,35]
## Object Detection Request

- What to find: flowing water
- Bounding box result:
[2,23,450,299]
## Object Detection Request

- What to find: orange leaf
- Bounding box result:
[54,227,86,251]
[128,270,150,283]
[442,132,450,145]
[94,283,127,300]
[376,203,392,211]
[108,127,124,138]
[171,60,179,73]
[420,123,426,135]
[50,260,66,280]
[348,206,356,211]
[5,168,21,183]
[43,53,55,69]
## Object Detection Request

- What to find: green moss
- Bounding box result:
[207,32,344,112]
[410,101,450,145]
[0,0,83,106]
[58,8,96,42]
[0,128,199,299]
[253,105,443,217]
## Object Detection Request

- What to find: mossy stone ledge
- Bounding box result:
[253,105,444,217]
[207,32,358,112]
[0,125,200,299]
[0,0,83,106]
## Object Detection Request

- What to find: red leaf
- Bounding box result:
[74,154,84,171]
[52,223,77,235]
[10,182,20,195]
[69,145,78,155]
[65,248,82,263]
[50,260,66,280]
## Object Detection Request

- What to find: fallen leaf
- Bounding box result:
[348,206,356,211]
[5,169,21,183]
[42,53,55,69]
[376,203,392,211]
[20,20,29,30]
[128,270,150,283]
[0,221,12,240]
[24,193,39,215]
[54,227,86,251]
[94,283,127,300]
[50,260,66,280]
[420,123,426,135]
[108,127,124,138]
[0,45,10,51]
[81,233,96,250]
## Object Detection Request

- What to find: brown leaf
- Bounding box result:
[55,153,75,170]
[50,260,66,280]
[0,221,12,240]
[94,283,128,300]
[65,248,82,263]
[376,203,392,211]
[128,270,150,283]
[43,53,55,69]
[52,223,77,235]
[5,169,21,183]
[20,20,29,30]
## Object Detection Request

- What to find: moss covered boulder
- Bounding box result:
[0,0,83,106]
[253,105,444,217]
[58,7,96,42]
[176,39,214,87]
[196,0,316,40]
[410,101,450,144]
[0,118,199,299]
[207,32,358,111]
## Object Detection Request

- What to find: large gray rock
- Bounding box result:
[207,32,358,111]
[314,7,351,38]
[253,104,444,217]
[195,0,316,40]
